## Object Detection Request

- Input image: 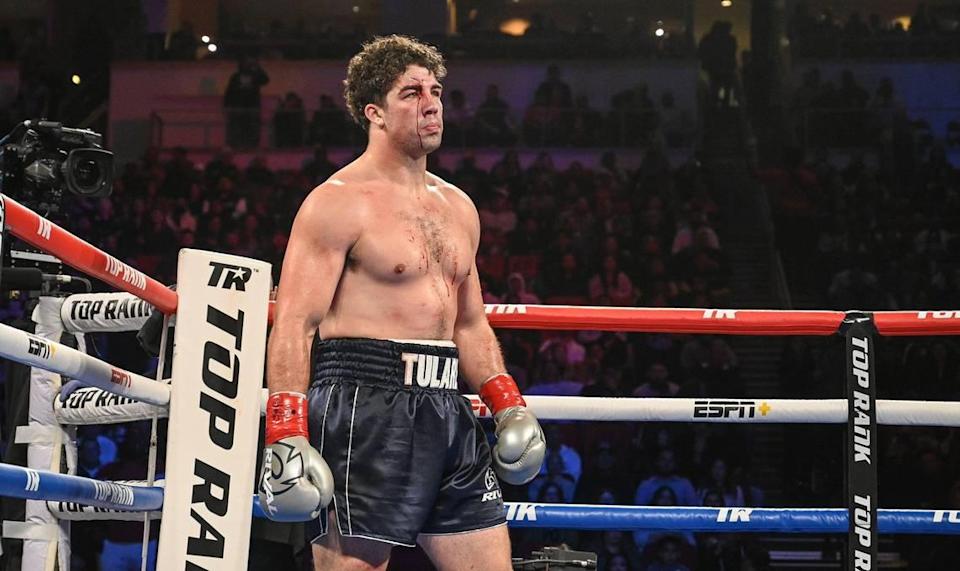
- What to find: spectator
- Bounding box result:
[658,91,694,148]
[635,449,698,506]
[479,186,517,235]
[528,451,577,503]
[503,272,541,304]
[646,535,692,571]
[309,94,350,146]
[167,21,198,60]
[581,367,627,398]
[588,255,636,306]
[697,457,745,507]
[591,530,643,571]
[273,91,306,147]
[443,89,475,147]
[535,64,573,109]
[475,84,516,146]
[634,362,680,398]
[634,484,697,554]
[223,56,269,148]
[698,22,738,107]
[545,253,589,299]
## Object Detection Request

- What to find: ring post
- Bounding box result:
[842,312,878,570]
[156,249,270,570]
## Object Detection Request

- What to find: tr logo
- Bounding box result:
[717,508,753,523]
[208,261,253,291]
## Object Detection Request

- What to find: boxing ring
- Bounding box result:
[0,192,959,570]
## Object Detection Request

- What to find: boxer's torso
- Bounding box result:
[315,165,477,341]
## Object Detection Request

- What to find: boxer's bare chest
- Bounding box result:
[348,186,473,290]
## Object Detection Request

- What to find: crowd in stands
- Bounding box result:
[254,64,695,151]
[764,61,960,567]
[789,1,960,59]
[787,65,954,153]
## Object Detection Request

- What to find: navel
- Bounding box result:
[394,263,406,274]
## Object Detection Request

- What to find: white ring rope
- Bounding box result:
[0,321,170,406]
[52,387,960,427]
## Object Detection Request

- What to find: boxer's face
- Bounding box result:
[369,65,444,156]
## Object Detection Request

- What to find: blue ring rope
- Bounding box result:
[4,464,958,534]
[0,463,163,511]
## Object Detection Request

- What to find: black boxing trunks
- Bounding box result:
[305,338,506,547]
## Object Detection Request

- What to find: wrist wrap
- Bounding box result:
[479,373,526,414]
[265,391,308,444]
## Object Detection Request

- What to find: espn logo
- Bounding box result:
[110,368,132,388]
[27,337,52,359]
[208,261,253,291]
[693,400,770,419]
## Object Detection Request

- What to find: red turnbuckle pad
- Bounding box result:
[479,373,526,414]
[265,391,309,444]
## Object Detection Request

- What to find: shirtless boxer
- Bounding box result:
[257,36,546,571]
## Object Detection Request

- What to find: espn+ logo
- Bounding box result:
[693,400,771,419]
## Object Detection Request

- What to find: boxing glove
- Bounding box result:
[258,391,334,522]
[480,373,546,485]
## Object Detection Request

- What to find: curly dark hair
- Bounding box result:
[343,35,447,132]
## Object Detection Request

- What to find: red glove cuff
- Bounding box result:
[265,392,309,445]
[479,373,526,414]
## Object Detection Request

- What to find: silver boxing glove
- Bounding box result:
[492,405,546,485]
[258,435,334,522]
[258,392,333,522]
[480,373,547,486]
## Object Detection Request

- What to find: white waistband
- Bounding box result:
[389,339,456,348]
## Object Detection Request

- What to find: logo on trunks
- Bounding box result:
[400,352,459,389]
[208,261,253,291]
[27,336,53,359]
[693,400,770,419]
[481,468,502,502]
[68,297,153,322]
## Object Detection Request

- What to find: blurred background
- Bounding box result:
[1,0,960,569]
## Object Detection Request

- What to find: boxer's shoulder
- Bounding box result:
[427,171,479,230]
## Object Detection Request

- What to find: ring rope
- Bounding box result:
[52,387,960,427]
[7,194,959,337]
[4,463,957,535]
[0,320,170,406]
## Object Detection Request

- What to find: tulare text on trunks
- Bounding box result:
[400,352,459,389]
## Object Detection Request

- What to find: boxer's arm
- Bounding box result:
[453,260,506,392]
[268,186,360,394]
[451,190,505,390]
